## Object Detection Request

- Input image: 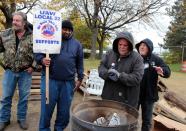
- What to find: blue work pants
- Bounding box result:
[39,75,74,131]
[0,69,32,122]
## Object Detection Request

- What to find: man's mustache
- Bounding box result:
[12,24,18,27]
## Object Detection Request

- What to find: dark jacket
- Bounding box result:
[34,36,84,81]
[135,38,171,102]
[98,32,144,108]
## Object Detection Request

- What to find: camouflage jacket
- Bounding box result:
[0,28,35,72]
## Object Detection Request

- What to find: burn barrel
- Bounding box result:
[70,99,139,131]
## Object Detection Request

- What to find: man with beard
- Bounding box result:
[35,20,84,131]
[0,12,36,130]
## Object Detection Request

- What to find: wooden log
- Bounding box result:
[157,78,167,92]
[153,115,186,131]
[154,99,186,124]
[164,91,186,112]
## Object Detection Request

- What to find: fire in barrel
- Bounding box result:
[71,99,139,131]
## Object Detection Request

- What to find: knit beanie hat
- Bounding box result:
[62,20,73,31]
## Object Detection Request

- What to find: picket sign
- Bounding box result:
[33,9,62,104]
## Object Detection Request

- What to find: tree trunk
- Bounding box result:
[98,29,106,59]
[98,38,104,59]
[5,18,12,29]
[89,0,101,59]
[90,27,98,59]
[1,1,16,29]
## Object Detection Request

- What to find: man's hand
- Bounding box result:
[42,57,51,67]
[74,80,82,92]
[108,69,120,82]
[25,67,33,74]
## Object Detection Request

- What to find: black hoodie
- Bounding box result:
[98,31,144,108]
[135,38,171,102]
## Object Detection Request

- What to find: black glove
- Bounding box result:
[108,69,120,82]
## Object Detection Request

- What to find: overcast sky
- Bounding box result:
[128,16,172,53]
[128,0,176,53]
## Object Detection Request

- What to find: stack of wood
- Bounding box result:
[29,71,41,101]
[153,90,186,130]
[157,78,168,92]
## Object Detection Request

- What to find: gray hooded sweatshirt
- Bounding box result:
[98,31,144,108]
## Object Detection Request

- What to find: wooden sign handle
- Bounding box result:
[46,53,49,104]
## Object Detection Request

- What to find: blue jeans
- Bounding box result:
[39,75,74,131]
[0,69,32,122]
[139,101,154,131]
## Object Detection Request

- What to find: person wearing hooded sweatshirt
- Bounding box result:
[34,20,84,131]
[135,38,171,131]
[98,31,144,108]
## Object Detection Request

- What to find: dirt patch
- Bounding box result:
[160,72,186,99]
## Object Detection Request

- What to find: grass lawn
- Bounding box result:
[84,59,184,73]
[84,59,100,71]
[168,63,182,72]
[0,59,183,74]
[0,59,101,74]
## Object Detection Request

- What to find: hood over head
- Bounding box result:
[113,31,134,54]
[135,38,154,55]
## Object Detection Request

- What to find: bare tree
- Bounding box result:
[0,0,39,29]
[68,0,170,59]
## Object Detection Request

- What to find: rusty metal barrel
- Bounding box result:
[70,99,139,131]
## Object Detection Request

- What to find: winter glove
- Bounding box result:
[108,69,120,82]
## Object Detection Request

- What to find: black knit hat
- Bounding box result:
[62,20,73,31]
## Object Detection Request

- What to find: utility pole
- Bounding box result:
[182,44,184,62]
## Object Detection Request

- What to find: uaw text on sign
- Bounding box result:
[33,9,62,54]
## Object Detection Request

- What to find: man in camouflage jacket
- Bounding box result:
[0,12,35,131]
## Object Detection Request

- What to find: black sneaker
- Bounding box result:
[0,121,10,131]
[17,120,28,130]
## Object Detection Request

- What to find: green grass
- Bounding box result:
[168,63,181,72]
[84,59,100,71]
[0,60,182,73]
[0,59,101,74]
[84,59,183,73]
